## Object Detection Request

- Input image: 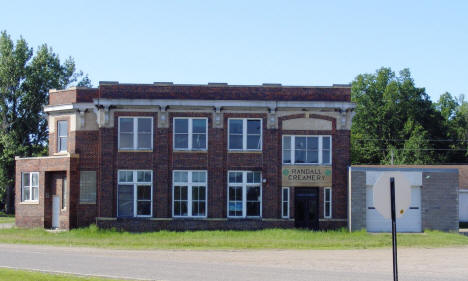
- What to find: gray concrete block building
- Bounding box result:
[348,166,459,232]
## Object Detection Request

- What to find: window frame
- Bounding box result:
[324,187,332,219]
[282,135,332,165]
[173,117,208,151]
[80,171,97,204]
[118,117,154,151]
[228,118,263,151]
[282,187,290,218]
[227,170,262,218]
[61,177,67,210]
[21,172,39,203]
[57,120,68,152]
[117,170,153,218]
[172,170,208,218]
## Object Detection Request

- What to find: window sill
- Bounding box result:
[172,216,208,219]
[20,201,39,205]
[53,152,69,156]
[118,150,153,153]
[228,150,262,153]
[79,202,96,205]
[173,150,208,153]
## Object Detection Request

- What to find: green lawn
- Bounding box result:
[0,212,14,224]
[0,225,467,250]
[0,268,120,281]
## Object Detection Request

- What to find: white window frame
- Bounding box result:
[282,187,290,218]
[21,172,39,203]
[227,171,262,218]
[324,187,332,219]
[172,170,208,218]
[282,135,332,165]
[173,118,208,151]
[228,118,263,151]
[117,170,153,218]
[118,117,153,151]
[57,120,68,152]
[80,171,97,204]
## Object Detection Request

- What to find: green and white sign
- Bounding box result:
[282,166,332,187]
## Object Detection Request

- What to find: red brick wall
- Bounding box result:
[49,88,98,105]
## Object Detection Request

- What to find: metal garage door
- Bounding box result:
[366,185,422,232]
[459,191,468,222]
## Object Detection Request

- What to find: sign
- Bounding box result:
[373,172,411,219]
[282,166,332,187]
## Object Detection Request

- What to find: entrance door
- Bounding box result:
[52,195,60,229]
[295,188,319,230]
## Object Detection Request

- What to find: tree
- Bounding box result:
[351,67,447,165]
[0,31,90,212]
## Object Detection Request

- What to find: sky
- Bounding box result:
[1,0,467,101]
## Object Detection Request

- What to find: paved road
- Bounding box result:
[0,244,467,281]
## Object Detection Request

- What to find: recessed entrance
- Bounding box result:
[294,188,319,230]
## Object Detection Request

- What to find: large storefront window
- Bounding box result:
[172,171,207,217]
[282,135,331,164]
[117,170,153,217]
[228,171,262,218]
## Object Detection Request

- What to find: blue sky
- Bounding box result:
[1,0,467,101]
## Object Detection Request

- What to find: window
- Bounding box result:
[282,187,290,218]
[282,135,332,164]
[173,118,207,150]
[57,120,68,152]
[228,171,262,218]
[117,170,153,217]
[172,171,207,217]
[22,172,39,202]
[324,187,332,218]
[118,117,153,150]
[228,119,262,150]
[61,177,67,209]
[80,171,96,204]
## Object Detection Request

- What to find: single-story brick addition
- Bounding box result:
[15,82,356,231]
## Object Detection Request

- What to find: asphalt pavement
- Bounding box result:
[0,244,467,281]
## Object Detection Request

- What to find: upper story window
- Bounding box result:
[282,135,331,165]
[57,120,68,152]
[118,117,153,150]
[173,118,207,151]
[228,119,262,151]
[227,171,262,218]
[22,172,39,202]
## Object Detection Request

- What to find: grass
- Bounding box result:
[0,211,14,224]
[0,225,467,250]
[0,268,120,280]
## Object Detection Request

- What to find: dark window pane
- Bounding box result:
[247,202,260,216]
[322,137,330,150]
[283,136,291,149]
[325,189,331,201]
[137,133,151,149]
[247,172,253,183]
[229,119,243,134]
[283,150,291,163]
[120,118,133,133]
[137,201,151,216]
[192,202,199,216]
[199,186,205,199]
[247,135,261,149]
[247,186,260,201]
[308,137,318,150]
[322,150,330,164]
[137,185,151,200]
[192,119,206,133]
[325,202,331,217]
[118,185,134,217]
[295,137,306,149]
[120,133,133,149]
[235,186,242,200]
[283,202,288,217]
[247,120,261,134]
[192,187,199,200]
[23,173,30,187]
[307,151,319,163]
[192,134,206,149]
[174,186,182,200]
[174,202,181,216]
[181,201,188,216]
[199,202,206,216]
[253,172,261,183]
[174,134,188,149]
[283,189,288,201]
[229,135,242,149]
[295,150,306,163]
[138,118,152,133]
[181,186,188,200]
[174,119,188,133]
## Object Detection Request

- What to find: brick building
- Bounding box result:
[15,82,355,231]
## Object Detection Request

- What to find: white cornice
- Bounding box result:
[44,103,94,113]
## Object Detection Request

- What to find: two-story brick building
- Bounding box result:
[15,82,355,231]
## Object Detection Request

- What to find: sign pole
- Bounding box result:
[390,177,398,281]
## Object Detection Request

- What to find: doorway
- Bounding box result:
[294,188,319,230]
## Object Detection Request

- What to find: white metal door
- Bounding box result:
[366,186,422,232]
[459,191,468,222]
[52,195,60,229]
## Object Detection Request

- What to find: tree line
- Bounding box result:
[0,31,467,212]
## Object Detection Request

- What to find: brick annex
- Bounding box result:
[15,82,355,231]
